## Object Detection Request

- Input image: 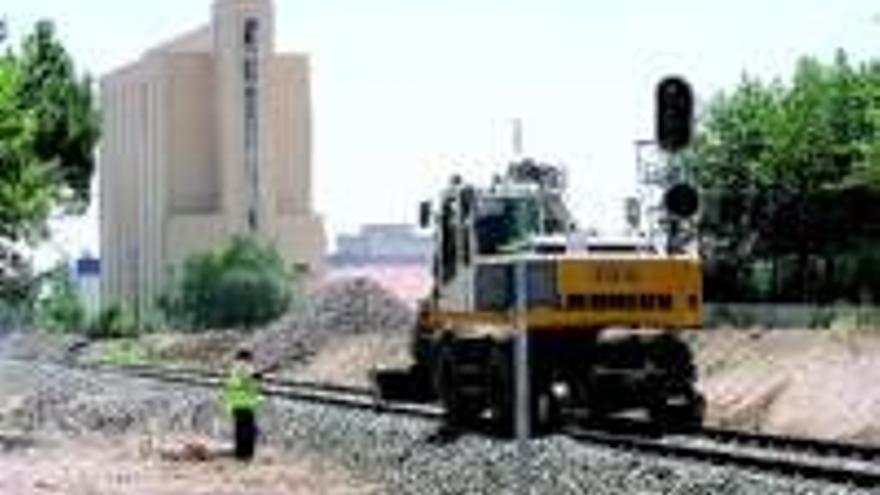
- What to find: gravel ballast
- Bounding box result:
[0,360,876,494]
[245,277,415,369]
[0,277,415,374]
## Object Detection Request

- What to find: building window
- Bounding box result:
[244,18,259,49]
[244,86,257,151]
[244,59,257,82]
[243,17,260,232]
[248,209,258,230]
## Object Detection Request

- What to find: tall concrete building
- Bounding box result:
[100,0,325,313]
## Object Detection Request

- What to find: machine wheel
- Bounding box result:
[567,369,600,427]
[487,341,558,436]
[436,341,487,430]
[531,387,559,435]
[641,334,703,432]
[649,388,705,433]
[647,334,696,382]
[488,344,514,436]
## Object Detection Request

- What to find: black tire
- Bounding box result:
[649,388,705,433]
[436,343,483,429]
[488,344,514,436]
[648,334,696,382]
[487,342,559,436]
[531,387,559,435]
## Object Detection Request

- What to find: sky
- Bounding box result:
[2,0,879,268]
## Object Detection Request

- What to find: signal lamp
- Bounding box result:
[656,76,694,152]
[664,183,699,218]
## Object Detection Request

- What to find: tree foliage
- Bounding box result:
[690,50,880,302]
[16,21,99,212]
[0,21,99,305]
[161,237,293,331]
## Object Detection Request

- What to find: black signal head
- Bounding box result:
[664,183,699,218]
[656,76,694,153]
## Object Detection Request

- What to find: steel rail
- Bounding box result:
[698,426,880,462]
[61,360,444,421]
[80,361,373,397]
[566,426,880,489]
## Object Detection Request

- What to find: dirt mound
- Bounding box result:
[695,330,880,444]
[296,334,412,387]
[245,278,414,370]
[326,264,431,305]
[309,278,415,334]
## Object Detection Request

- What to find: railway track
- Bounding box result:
[69,360,444,421]
[22,358,880,488]
[699,426,880,462]
[566,424,880,489]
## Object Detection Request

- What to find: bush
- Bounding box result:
[88,303,138,339]
[161,236,293,331]
[36,262,85,334]
[829,305,880,333]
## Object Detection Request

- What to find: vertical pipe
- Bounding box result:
[514,259,530,494]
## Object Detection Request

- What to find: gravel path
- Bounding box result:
[0,360,877,495]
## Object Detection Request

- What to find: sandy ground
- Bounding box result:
[0,434,375,495]
[693,330,880,444]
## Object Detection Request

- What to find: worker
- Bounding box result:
[223,348,264,461]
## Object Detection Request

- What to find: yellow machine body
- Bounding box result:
[421,255,702,334]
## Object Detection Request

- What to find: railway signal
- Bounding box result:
[419,201,432,228]
[656,76,694,153]
[664,182,700,218]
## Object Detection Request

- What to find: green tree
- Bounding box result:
[15,20,99,213]
[0,21,99,312]
[0,54,51,308]
[691,50,880,302]
[0,56,53,244]
[161,236,293,331]
[0,21,99,242]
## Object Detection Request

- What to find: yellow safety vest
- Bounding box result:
[222,364,263,415]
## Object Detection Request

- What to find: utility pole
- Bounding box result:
[514,258,531,494]
[511,116,531,495]
[0,17,8,44]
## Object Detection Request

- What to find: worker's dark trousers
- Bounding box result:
[233,408,257,460]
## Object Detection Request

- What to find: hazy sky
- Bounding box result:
[3,0,879,267]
